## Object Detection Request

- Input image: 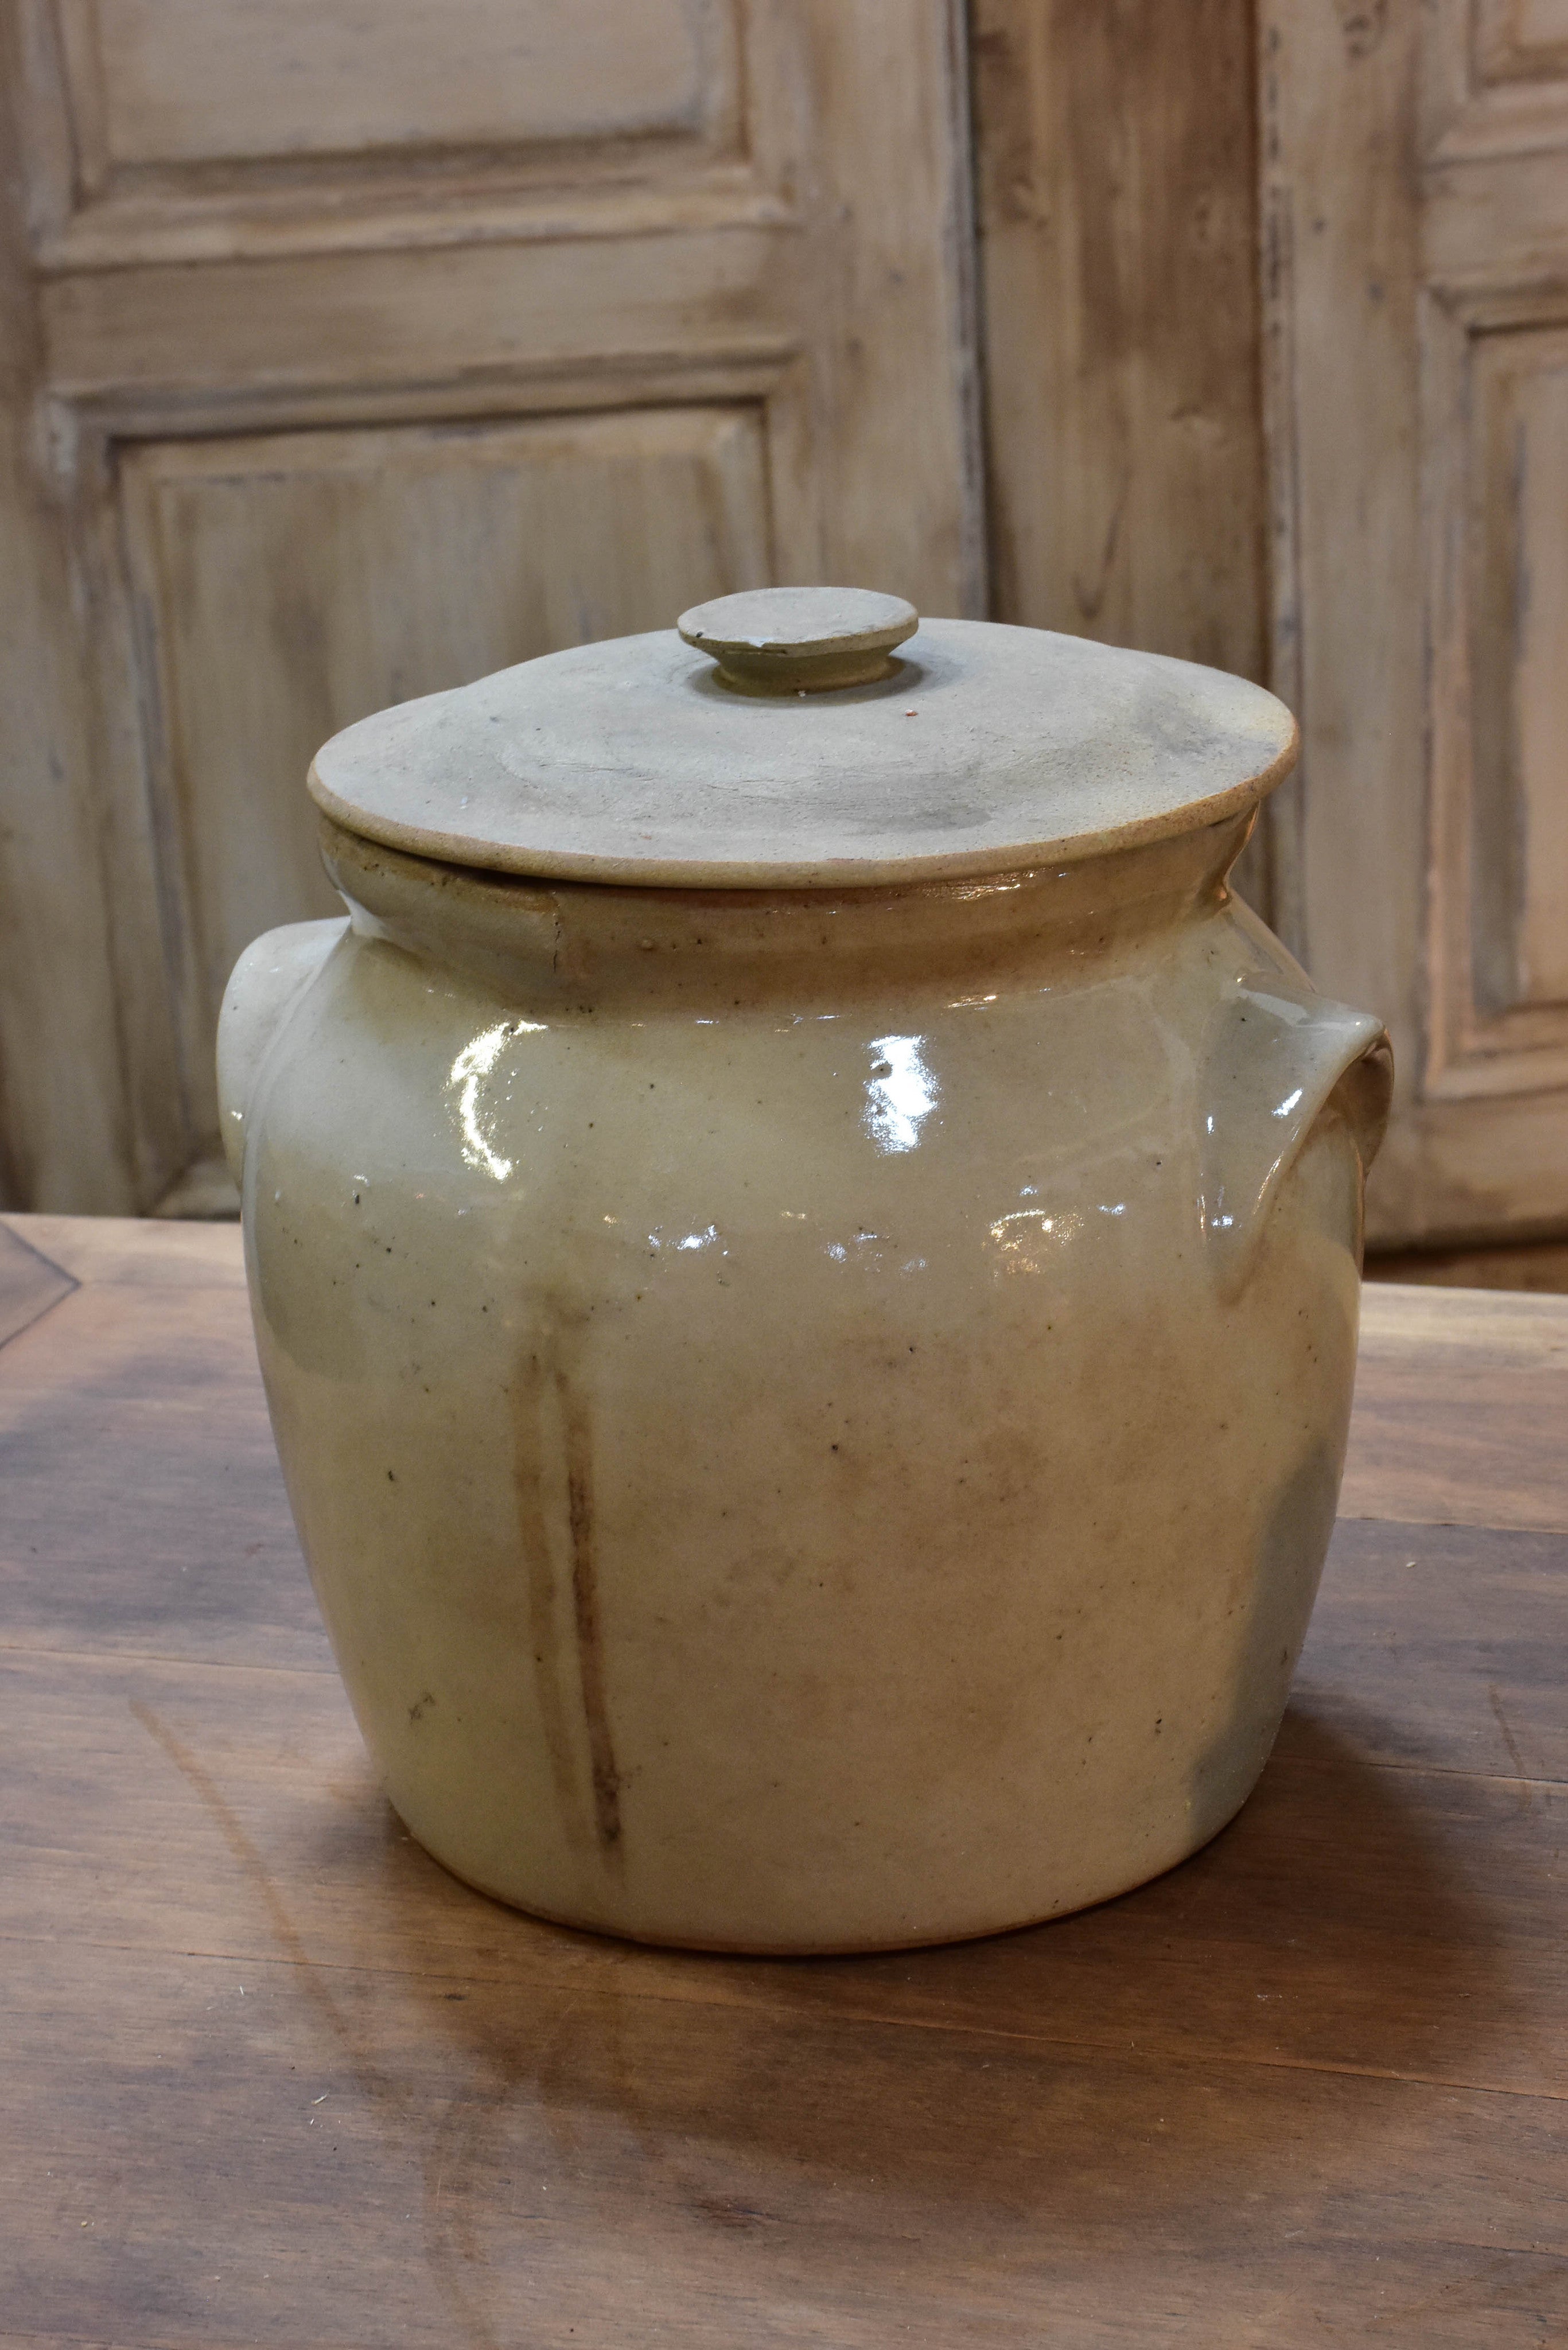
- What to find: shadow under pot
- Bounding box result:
[219,585,1392,1954]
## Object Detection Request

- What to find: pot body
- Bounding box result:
[224,815,1390,1952]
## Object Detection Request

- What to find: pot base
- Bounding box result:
[398,1785,1263,1959]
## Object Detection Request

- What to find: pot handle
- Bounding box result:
[216,917,348,1186]
[1200,981,1393,1297]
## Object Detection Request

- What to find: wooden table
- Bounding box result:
[3,1214,1567,2349]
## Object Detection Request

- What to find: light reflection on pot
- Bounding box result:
[446,1018,545,1181]
[863,1033,937,1153]
[987,1204,1084,1277]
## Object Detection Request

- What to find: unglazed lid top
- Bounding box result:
[309,587,1298,889]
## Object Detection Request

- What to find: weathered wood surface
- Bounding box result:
[1,0,981,1216]
[971,0,1267,679]
[2,1216,1567,2346]
[1367,1235,1568,1294]
[1262,0,1568,1243]
[970,0,1272,923]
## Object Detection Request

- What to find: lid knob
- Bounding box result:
[678,586,919,694]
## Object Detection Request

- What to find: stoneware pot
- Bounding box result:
[219,586,1392,1955]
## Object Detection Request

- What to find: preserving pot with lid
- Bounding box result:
[219,586,1391,1954]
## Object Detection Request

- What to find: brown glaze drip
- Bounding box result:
[513,1347,582,1847]
[559,1368,622,1855]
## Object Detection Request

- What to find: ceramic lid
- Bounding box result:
[309,587,1298,890]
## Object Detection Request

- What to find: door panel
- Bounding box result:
[120,406,771,1137]
[0,0,980,1210]
[41,231,793,395]
[1470,328,1568,1019]
[1261,0,1568,1243]
[1474,0,1568,84]
[65,0,734,176]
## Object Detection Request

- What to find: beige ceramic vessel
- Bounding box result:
[220,589,1391,1954]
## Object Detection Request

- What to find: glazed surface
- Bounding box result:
[229,821,1386,1950]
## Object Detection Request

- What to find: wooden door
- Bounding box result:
[1262,0,1568,1247]
[0,0,981,1213]
[967,0,1273,912]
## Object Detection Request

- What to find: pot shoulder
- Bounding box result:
[240,892,1374,1340]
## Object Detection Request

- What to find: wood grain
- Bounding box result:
[1345,1285,1568,1531]
[0,9,185,1213]
[0,1221,75,1349]
[3,1209,245,1287]
[3,1219,1568,2341]
[74,0,732,174]
[1469,326,1568,1020]
[1263,0,1568,1242]
[971,0,1267,677]
[1367,1235,1568,1293]
[970,0,1277,921]
[8,1930,1567,2347]
[2,3,981,1214]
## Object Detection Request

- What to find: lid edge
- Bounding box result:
[308,721,1298,890]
